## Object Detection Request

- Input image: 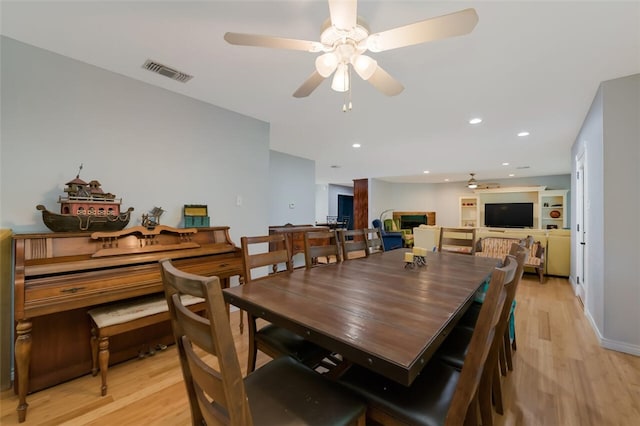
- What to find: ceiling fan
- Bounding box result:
[224,0,478,109]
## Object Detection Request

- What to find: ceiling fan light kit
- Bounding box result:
[331,63,349,92]
[224,1,478,110]
[467,173,478,189]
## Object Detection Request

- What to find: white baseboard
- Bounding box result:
[600,337,640,356]
[584,309,640,356]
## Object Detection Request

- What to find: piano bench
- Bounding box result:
[87,294,204,396]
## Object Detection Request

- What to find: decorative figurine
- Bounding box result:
[36,164,133,232]
[142,207,165,229]
[404,247,428,269]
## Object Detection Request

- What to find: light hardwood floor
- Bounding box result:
[2,275,639,425]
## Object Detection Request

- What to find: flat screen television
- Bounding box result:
[484,202,534,228]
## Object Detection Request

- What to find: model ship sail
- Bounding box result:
[37,165,133,232]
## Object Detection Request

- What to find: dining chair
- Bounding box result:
[339,215,351,229]
[436,247,527,424]
[460,241,527,374]
[339,229,368,260]
[326,215,338,228]
[364,227,385,255]
[241,235,329,373]
[338,253,518,426]
[159,259,366,426]
[304,229,341,268]
[438,227,477,255]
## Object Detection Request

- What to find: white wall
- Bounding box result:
[315,184,329,224]
[572,73,640,355]
[269,150,315,226]
[0,36,271,246]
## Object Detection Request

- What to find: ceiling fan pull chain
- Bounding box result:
[348,65,353,111]
[343,65,353,112]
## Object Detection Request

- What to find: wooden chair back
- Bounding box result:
[304,230,341,268]
[444,254,518,425]
[438,227,477,255]
[339,229,368,260]
[241,234,292,283]
[476,246,527,424]
[160,259,252,426]
[364,228,385,255]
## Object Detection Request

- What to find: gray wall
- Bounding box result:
[269,150,316,226]
[1,37,277,246]
[572,73,640,355]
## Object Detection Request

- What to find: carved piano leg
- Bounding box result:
[15,319,32,423]
[98,336,110,396]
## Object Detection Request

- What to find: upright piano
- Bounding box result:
[12,225,243,422]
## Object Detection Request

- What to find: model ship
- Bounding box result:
[37,165,134,232]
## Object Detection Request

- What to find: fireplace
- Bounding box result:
[392,211,436,230]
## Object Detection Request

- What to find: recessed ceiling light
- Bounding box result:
[469,118,482,124]
[444,178,450,182]
[517,131,530,137]
[509,173,515,177]
[502,162,510,166]
[423,170,430,174]
[352,143,361,148]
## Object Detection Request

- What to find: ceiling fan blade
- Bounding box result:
[224,32,322,52]
[329,0,357,30]
[293,71,326,98]
[367,66,404,96]
[367,8,479,52]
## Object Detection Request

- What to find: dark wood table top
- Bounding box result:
[223,249,500,386]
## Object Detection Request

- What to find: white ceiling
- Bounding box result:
[2,1,639,186]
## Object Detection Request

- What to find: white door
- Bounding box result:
[575,151,588,304]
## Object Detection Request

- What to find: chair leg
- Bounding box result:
[499,345,508,376]
[478,372,493,426]
[493,363,504,415]
[537,266,544,283]
[246,314,259,373]
[464,397,480,426]
[503,331,513,371]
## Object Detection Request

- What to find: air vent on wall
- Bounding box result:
[142,60,193,83]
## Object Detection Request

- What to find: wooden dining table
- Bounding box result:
[223,249,500,386]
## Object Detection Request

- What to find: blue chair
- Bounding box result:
[372,219,403,251]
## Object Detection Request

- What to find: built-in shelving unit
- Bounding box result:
[458,186,568,229]
[459,196,479,227]
[539,189,568,229]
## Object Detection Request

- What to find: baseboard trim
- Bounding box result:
[584,309,640,356]
[600,338,640,356]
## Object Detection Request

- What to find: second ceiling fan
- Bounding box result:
[224,0,479,108]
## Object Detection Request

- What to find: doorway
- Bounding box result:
[337,194,354,230]
[575,150,588,305]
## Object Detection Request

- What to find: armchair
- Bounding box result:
[372,219,403,251]
[383,218,414,248]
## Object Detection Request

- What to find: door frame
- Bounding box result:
[575,149,588,305]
